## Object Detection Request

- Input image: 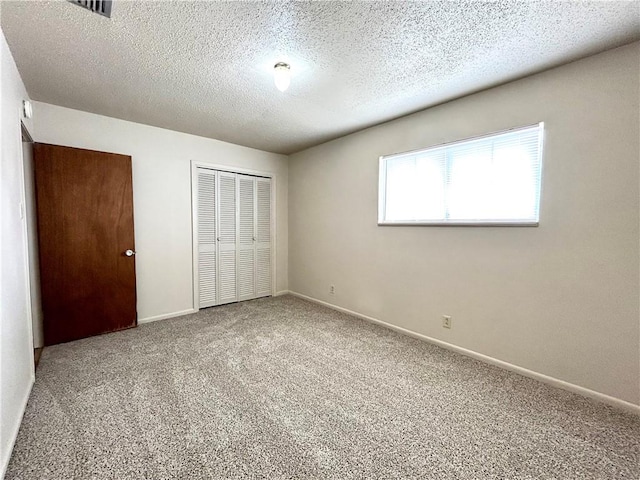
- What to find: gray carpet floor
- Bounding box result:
[6,295,639,479]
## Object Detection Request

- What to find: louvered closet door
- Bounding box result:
[217,171,238,304]
[237,175,256,301]
[197,169,217,308]
[255,178,272,297]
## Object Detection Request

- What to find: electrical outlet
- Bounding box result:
[329,285,335,295]
[442,315,452,329]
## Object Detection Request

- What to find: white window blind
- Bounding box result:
[378,123,544,225]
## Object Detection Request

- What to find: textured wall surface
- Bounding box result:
[289,43,640,405]
[1,1,639,154]
[32,103,288,323]
[0,29,35,477]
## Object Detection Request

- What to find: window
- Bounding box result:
[378,123,544,226]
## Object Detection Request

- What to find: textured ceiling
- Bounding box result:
[2,1,639,154]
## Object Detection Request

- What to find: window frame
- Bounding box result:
[378,123,545,227]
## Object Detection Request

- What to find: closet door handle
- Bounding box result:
[217,237,220,242]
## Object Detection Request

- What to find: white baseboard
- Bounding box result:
[1,376,34,479]
[138,308,197,325]
[140,294,294,324]
[287,291,640,415]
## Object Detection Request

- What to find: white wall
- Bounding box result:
[0,29,35,477]
[33,103,288,322]
[289,42,640,406]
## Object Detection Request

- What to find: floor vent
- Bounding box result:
[68,0,112,18]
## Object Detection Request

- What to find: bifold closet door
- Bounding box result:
[197,169,217,308]
[255,178,272,297]
[237,175,256,301]
[196,168,271,308]
[217,171,238,305]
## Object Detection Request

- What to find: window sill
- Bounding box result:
[377,221,539,227]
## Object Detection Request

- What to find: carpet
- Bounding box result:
[6,295,639,479]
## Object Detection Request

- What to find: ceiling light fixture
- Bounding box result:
[273,62,291,92]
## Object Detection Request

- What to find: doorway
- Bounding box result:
[33,144,138,345]
[191,162,276,310]
[21,124,43,366]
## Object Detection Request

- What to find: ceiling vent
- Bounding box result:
[68,0,112,18]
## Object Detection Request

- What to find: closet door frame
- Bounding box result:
[191,161,276,311]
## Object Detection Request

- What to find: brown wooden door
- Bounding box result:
[34,144,137,345]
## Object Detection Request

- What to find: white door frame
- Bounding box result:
[190,160,276,311]
[20,122,37,374]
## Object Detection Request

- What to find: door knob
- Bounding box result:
[124,249,136,257]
